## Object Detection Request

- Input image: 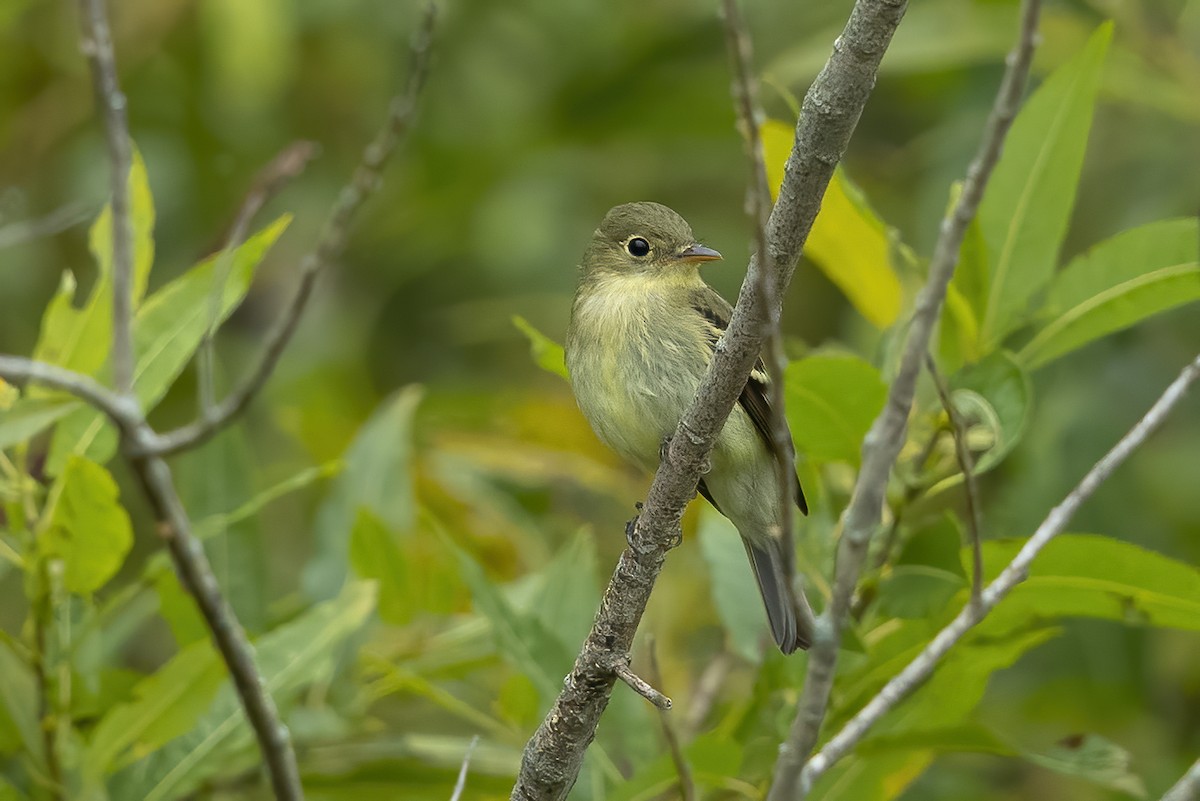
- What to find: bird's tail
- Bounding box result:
[743,536,816,653]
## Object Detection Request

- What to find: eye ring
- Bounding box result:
[626,237,651,258]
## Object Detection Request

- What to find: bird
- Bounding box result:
[564,201,815,653]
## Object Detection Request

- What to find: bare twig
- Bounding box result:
[613,658,672,711]
[0,356,137,428]
[1162,757,1200,801]
[0,204,90,250]
[768,1,1042,796]
[722,0,795,534]
[647,639,695,801]
[803,351,1200,789]
[75,0,134,398]
[924,352,984,606]
[146,3,437,458]
[449,735,480,801]
[682,649,733,738]
[198,141,319,411]
[510,1,908,798]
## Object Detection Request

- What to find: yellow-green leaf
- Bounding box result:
[39,456,133,595]
[763,121,902,328]
[785,353,888,466]
[513,315,568,380]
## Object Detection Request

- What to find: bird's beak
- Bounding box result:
[676,243,723,263]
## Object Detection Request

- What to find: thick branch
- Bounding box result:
[509,1,907,798]
[803,351,1200,788]
[145,3,437,458]
[767,2,1042,795]
[75,0,135,398]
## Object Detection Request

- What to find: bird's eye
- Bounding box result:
[626,237,651,257]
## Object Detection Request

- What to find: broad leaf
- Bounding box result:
[1019,218,1200,368]
[305,385,423,601]
[46,214,291,475]
[876,514,967,620]
[108,583,376,800]
[978,24,1112,345]
[786,353,888,466]
[698,508,766,662]
[764,122,902,328]
[513,315,568,380]
[39,456,133,595]
[979,534,1200,633]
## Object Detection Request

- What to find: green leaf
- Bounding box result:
[0,398,79,451]
[1019,218,1200,368]
[858,724,1017,757]
[305,385,423,601]
[980,534,1200,633]
[0,636,40,761]
[39,456,133,595]
[530,528,599,651]
[876,514,968,620]
[513,315,568,380]
[349,508,411,625]
[45,214,291,475]
[88,148,156,305]
[763,125,903,328]
[698,508,766,662]
[785,354,888,466]
[1024,734,1146,798]
[108,583,376,801]
[940,212,989,371]
[84,637,225,777]
[978,23,1112,345]
[609,734,743,801]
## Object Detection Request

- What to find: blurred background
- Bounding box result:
[1,0,1198,799]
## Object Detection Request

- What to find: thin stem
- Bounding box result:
[802,351,1200,789]
[924,352,984,606]
[75,0,135,398]
[146,4,437,458]
[768,0,1043,796]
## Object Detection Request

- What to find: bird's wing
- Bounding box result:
[691,286,808,515]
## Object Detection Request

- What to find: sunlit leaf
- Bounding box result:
[978,23,1112,345]
[785,353,888,466]
[979,534,1200,633]
[108,583,376,800]
[45,215,291,475]
[1019,219,1200,369]
[698,508,765,662]
[305,385,423,601]
[763,122,902,328]
[39,456,133,595]
[513,315,568,380]
[88,149,156,305]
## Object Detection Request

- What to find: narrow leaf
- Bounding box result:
[513,315,568,380]
[698,508,766,662]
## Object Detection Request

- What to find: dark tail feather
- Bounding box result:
[744,537,816,653]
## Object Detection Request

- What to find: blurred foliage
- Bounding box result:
[1,1,1199,800]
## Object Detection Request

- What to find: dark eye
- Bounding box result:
[626,237,651,257]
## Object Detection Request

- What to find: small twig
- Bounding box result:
[0,356,138,428]
[682,649,733,738]
[768,1,1042,797]
[0,204,90,250]
[75,0,134,398]
[449,735,480,801]
[802,351,1200,789]
[146,3,437,458]
[647,638,695,801]
[924,352,984,606]
[613,657,672,711]
[197,141,318,411]
[1161,757,1200,801]
[722,0,795,534]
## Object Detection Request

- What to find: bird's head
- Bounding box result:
[580,201,722,278]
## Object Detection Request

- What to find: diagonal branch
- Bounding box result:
[144,3,438,458]
[509,1,908,798]
[767,2,1043,796]
[1161,756,1200,801]
[803,350,1200,788]
[75,0,135,399]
